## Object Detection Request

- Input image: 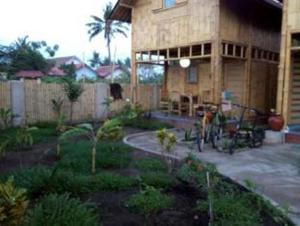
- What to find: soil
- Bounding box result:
[0,127,289,226]
[83,184,206,226]
[0,141,57,174]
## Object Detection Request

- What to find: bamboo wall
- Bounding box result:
[132,0,217,51]
[165,61,212,102]
[277,0,300,125]
[0,82,10,109]
[220,0,281,52]
[0,81,160,124]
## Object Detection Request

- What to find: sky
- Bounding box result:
[0,0,131,62]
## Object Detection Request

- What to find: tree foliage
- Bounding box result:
[0,36,59,75]
[86,2,128,65]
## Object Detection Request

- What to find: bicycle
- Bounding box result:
[227,104,266,155]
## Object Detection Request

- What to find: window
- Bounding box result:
[164,0,176,8]
[292,33,300,47]
[187,66,198,84]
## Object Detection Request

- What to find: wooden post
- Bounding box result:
[131,50,138,103]
[211,0,222,104]
[277,0,288,115]
[245,19,253,108]
[282,25,292,125]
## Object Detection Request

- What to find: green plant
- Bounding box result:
[135,158,167,172]
[25,193,99,226]
[90,172,137,191]
[15,126,38,150]
[0,108,13,130]
[0,137,11,157]
[0,177,28,226]
[184,129,193,141]
[140,172,174,189]
[125,186,174,217]
[156,129,177,173]
[59,119,123,173]
[62,77,84,123]
[51,97,64,117]
[197,193,262,226]
[123,118,173,130]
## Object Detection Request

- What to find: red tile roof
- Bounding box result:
[15,70,44,79]
[96,65,121,78]
[48,67,66,76]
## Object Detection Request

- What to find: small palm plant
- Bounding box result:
[62,78,84,123]
[15,126,38,150]
[59,119,123,174]
[156,129,177,173]
[0,108,13,130]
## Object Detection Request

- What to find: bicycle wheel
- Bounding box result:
[195,130,203,152]
[250,130,264,148]
[228,135,238,155]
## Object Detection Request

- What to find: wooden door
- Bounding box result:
[224,61,246,105]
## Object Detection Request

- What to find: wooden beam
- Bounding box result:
[119,3,134,9]
[276,0,288,116]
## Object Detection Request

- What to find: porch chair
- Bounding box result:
[169,91,182,115]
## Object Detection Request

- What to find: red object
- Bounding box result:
[15,70,44,79]
[206,111,214,122]
[268,115,284,131]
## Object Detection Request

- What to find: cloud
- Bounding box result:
[0,0,131,61]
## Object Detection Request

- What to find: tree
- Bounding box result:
[89,51,102,68]
[86,2,128,65]
[59,119,123,173]
[0,36,59,75]
[62,78,84,123]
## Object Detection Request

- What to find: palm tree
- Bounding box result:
[62,78,84,123]
[86,2,128,65]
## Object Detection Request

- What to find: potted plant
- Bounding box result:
[268,109,284,132]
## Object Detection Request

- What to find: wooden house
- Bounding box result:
[110,0,282,116]
[277,0,300,125]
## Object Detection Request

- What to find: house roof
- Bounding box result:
[48,67,66,76]
[96,65,122,78]
[47,56,82,67]
[109,0,282,23]
[15,70,44,79]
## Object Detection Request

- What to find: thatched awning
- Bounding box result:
[109,0,282,23]
[109,0,136,23]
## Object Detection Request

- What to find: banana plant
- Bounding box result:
[59,118,123,173]
[15,126,38,150]
[0,108,13,130]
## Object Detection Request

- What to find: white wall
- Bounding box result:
[76,67,97,80]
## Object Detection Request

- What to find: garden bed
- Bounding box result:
[0,120,294,226]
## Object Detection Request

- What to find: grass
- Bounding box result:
[0,122,57,150]
[126,186,174,217]
[140,172,175,189]
[7,166,137,198]
[25,193,100,226]
[135,158,167,172]
[123,118,173,131]
[58,141,133,173]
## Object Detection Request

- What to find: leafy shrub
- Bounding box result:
[126,186,174,217]
[90,172,137,191]
[0,177,28,226]
[58,141,132,173]
[140,172,174,189]
[197,193,262,226]
[123,118,173,131]
[10,167,91,197]
[25,193,99,226]
[11,167,136,197]
[135,158,167,172]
